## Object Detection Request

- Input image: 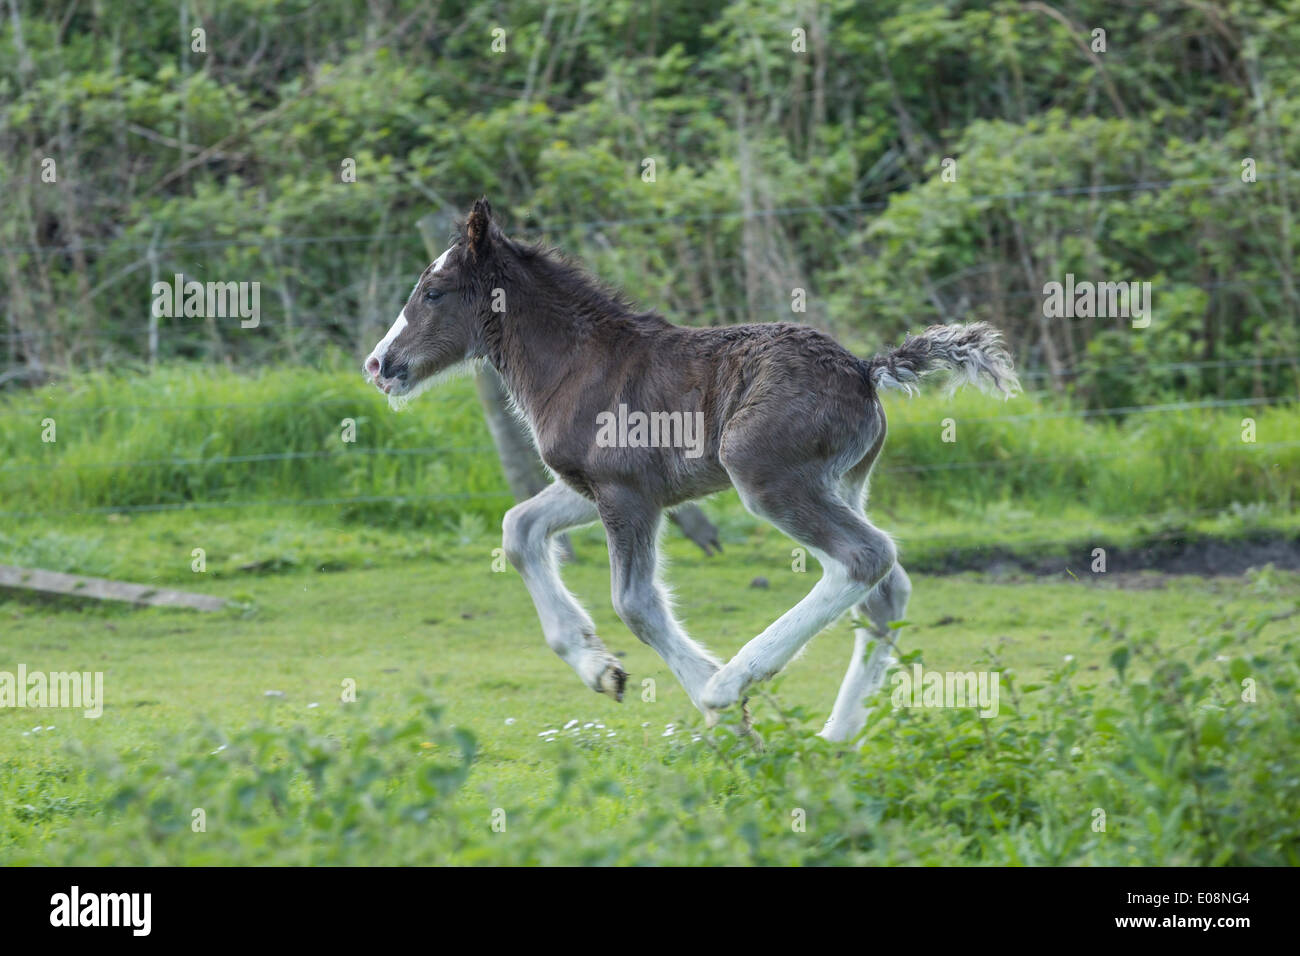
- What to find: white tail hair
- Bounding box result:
[865,322,1020,398]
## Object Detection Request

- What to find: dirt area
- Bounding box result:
[914,531,1300,578]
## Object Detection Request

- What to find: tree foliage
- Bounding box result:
[2,0,1297,408]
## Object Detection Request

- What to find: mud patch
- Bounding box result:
[912,530,1300,578]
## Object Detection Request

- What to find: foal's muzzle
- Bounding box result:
[366,354,409,394]
[379,355,409,384]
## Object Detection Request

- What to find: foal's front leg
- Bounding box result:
[502,482,627,700]
[596,489,723,715]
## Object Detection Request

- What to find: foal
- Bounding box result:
[365,199,1019,741]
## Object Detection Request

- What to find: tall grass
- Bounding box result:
[875,394,1298,520]
[0,361,1296,532]
[0,361,508,528]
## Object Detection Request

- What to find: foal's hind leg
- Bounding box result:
[502,482,626,700]
[821,468,911,742]
[819,563,911,742]
[700,478,896,711]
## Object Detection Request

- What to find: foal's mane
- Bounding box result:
[458,220,669,330]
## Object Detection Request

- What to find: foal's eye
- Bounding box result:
[423,287,444,303]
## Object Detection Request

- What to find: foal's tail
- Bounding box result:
[863,322,1020,398]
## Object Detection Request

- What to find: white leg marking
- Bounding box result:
[701,552,869,710]
[611,569,722,714]
[504,485,624,696]
[819,564,909,742]
[818,628,895,742]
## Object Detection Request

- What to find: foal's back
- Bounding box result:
[567,317,884,507]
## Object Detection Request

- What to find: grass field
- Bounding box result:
[2,364,1298,865]
[2,524,1297,865]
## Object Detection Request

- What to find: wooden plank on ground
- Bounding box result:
[0,565,227,611]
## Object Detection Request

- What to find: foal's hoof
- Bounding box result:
[705,698,760,747]
[700,663,751,711]
[707,697,759,728]
[597,661,628,702]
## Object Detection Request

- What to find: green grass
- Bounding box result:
[1,359,1296,532]
[4,503,1296,593]
[2,530,1297,865]
[1,361,1297,864]
[1,360,1297,584]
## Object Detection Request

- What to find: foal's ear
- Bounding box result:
[466,197,493,258]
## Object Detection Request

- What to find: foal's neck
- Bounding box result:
[487,256,638,424]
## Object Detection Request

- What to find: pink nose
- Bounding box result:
[365,355,381,378]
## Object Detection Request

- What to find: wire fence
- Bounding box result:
[5,384,1294,430]
[5,167,1298,405]
[0,490,515,522]
[0,411,1294,520]
[0,443,500,473]
[887,394,1295,427]
[4,273,1296,345]
[2,168,1296,535]
[5,170,1294,258]
[2,433,1294,484]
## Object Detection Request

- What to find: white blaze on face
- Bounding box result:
[363,244,454,384]
[364,308,407,384]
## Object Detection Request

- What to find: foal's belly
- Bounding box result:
[546,446,732,509]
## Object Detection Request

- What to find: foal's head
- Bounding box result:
[364,197,505,403]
